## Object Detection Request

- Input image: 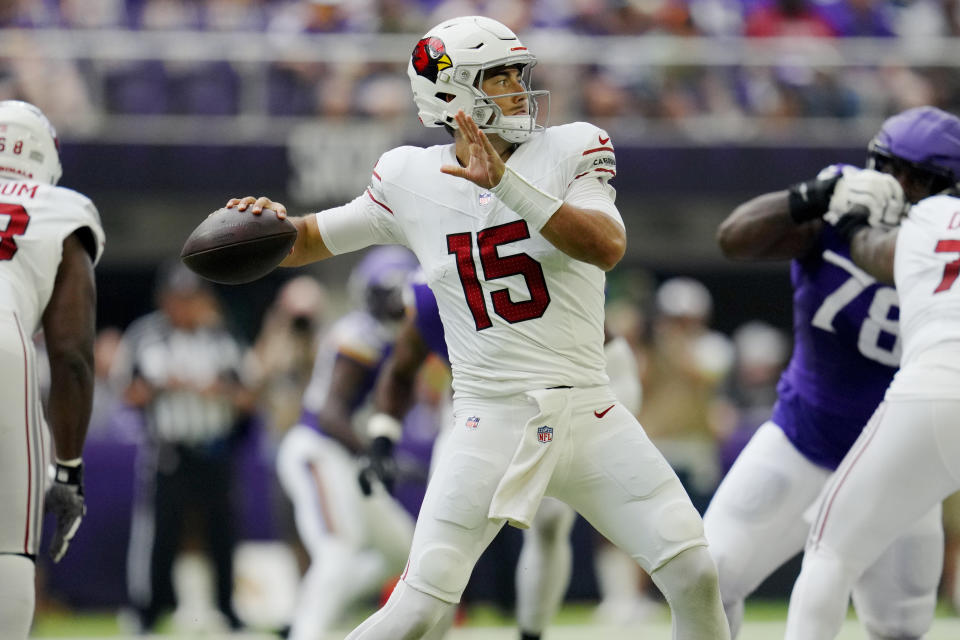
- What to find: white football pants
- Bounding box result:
[346,386,728,639]
[785,399,956,640]
[704,421,941,638]
[276,424,414,639]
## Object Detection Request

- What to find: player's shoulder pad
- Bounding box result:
[48,185,106,265]
[329,311,388,366]
[370,145,433,185]
[548,121,617,185]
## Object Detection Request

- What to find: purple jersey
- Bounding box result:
[773,225,900,470]
[411,280,449,363]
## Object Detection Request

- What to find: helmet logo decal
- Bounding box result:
[412,36,452,83]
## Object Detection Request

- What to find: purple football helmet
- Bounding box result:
[868,106,960,194]
[348,246,419,322]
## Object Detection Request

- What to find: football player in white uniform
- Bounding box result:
[226,16,728,639]
[364,271,643,640]
[0,100,105,638]
[782,106,960,639]
[275,246,419,639]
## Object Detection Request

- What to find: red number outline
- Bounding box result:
[0,203,30,261]
[448,220,551,331]
[934,239,960,293]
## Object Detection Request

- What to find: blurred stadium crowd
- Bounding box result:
[0,0,959,136]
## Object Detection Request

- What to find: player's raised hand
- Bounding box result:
[441,110,505,189]
[46,460,86,563]
[226,196,287,219]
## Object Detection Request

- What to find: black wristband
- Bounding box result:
[832,213,871,243]
[54,462,84,487]
[787,174,841,224]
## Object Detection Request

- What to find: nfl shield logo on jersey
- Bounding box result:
[537,425,553,443]
[478,191,492,206]
[465,416,480,429]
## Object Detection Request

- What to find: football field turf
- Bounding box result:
[31,601,960,639]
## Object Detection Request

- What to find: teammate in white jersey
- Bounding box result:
[0,100,104,639]
[782,106,960,639]
[224,16,728,639]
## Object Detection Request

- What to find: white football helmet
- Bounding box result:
[407,16,549,144]
[0,100,62,185]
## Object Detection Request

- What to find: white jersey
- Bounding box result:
[0,180,104,334]
[887,194,960,398]
[315,122,622,398]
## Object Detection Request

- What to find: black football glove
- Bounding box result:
[357,436,398,497]
[824,204,871,243]
[787,172,843,224]
[46,460,86,563]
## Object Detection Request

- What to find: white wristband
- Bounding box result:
[491,166,563,232]
[367,412,403,443]
[55,457,83,467]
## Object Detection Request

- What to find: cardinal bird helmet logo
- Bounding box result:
[411,36,452,83]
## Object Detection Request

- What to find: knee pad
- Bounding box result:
[656,500,705,545]
[411,544,473,599]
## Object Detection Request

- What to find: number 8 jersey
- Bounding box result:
[0,181,105,333]
[314,122,621,399]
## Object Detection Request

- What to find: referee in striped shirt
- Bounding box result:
[113,262,254,632]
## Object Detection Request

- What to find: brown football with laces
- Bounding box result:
[180,207,296,285]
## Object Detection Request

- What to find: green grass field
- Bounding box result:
[31,601,960,639]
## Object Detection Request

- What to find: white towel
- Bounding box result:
[488,388,572,529]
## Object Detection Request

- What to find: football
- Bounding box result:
[180,207,297,285]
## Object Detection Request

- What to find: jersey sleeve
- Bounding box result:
[314,153,409,256]
[570,125,617,187]
[57,188,106,265]
[562,124,622,225]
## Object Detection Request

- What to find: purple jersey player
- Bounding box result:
[275,246,420,640]
[703,107,957,639]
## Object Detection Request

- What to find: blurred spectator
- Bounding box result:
[251,274,327,436]
[89,326,124,433]
[639,276,734,513]
[744,0,836,36]
[113,262,254,633]
[718,320,789,473]
[816,0,896,36]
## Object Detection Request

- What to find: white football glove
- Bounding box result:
[827,168,907,230]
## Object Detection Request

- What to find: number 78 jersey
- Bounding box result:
[315,122,621,399]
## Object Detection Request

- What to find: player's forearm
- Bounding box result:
[47,349,94,460]
[316,407,366,454]
[849,226,897,285]
[540,204,625,271]
[374,363,418,421]
[280,215,332,267]
[717,191,819,261]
